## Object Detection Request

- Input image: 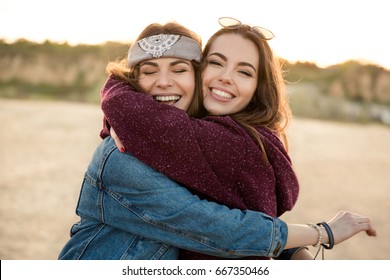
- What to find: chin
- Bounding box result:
[208,110,225,116]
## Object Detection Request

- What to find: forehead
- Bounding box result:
[208,33,259,66]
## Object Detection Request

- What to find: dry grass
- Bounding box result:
[0,99,389,259]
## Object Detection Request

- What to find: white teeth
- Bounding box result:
[154,95,180,102]
[212,89,233,99]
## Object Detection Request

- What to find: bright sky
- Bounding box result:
[1,0,389,69]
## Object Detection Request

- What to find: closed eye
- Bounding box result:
[173,69,188,73]
[238,70,253,77]
[208,60,223,67]
[142,71,157,75]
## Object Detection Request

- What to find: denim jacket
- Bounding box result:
[59,137,288,260]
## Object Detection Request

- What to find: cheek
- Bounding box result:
[241,80,257,100]
[184,76,196,96]
[234,85,256,111]
[178,76,196,104]
[138,78,153,92]
[201,67,214,88]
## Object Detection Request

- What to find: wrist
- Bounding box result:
[317,222,334,250]
[307,223,331,247]
[318,224,329,245]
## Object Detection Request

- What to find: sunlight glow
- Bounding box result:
[1,0,389,69]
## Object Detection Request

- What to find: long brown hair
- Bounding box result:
[106,22,204,117]
[201,26,291,153]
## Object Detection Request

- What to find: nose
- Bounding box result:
[218,69,233,85]
[156,72,173,88]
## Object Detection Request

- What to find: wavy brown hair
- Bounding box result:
[201,26,291,153]
[105,22,204,118]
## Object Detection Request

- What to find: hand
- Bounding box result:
[110,127,126,153]
[326,211,377,245]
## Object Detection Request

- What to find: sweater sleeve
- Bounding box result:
[101,76,247,205]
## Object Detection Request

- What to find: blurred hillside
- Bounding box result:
[284,60,390,125]
[1,39,389,125]
[0,39,129,103]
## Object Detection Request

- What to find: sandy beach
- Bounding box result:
[0,99,389,260]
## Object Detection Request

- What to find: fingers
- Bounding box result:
[110,127,126,152]
[357,221,377,237]
[366,227,377,237]
[359,219,377,237]
[328,211,377,244]
[349,212,377,236]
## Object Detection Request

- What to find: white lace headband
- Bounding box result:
[128,34,202,67]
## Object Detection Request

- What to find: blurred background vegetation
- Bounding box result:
[1,39,389,126]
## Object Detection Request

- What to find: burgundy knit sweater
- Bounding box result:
[100,76,299,259]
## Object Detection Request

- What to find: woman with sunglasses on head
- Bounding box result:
[103,18,301,260]
[59,19,376,260]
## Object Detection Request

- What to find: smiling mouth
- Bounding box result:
[211,89,234,99]
[153,95,181,104]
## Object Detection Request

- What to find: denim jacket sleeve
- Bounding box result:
[77,138,288,258]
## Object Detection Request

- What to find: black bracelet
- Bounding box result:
[317,222,334,249]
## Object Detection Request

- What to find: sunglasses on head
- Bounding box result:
[218,17,275,40]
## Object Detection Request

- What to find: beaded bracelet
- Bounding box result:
[308,223,323,259]
[307,223,322,247]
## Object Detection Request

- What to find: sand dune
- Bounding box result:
[0,99,389,259]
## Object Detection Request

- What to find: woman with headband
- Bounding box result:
[59,21,376,260]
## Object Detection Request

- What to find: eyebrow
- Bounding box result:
[170,59,190,66]
[140,59,190,67]
[208,52,257,73]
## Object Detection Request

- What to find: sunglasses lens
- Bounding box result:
[253,27,275,40]
[218,17,274,40]
[218,17,241,28]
